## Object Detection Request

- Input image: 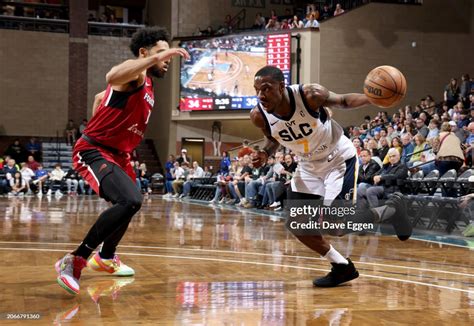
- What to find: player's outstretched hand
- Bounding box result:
[154,48,190,63]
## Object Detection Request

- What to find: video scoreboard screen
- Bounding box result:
[179,32,291,112]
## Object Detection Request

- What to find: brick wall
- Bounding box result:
[0,29,69,136]
[87,36,132,116]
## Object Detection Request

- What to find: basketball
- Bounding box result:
[363,65,407,108]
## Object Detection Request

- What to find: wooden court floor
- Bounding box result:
[0,196,473,325]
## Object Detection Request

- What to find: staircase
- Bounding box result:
[135,139,163,175]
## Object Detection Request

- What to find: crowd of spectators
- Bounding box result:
[164,142,299,212]
[349,73,473,210]
[0,135,154,197]
[192,3,348,37]
[1,0,67,20]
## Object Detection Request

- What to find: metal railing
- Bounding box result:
[0,15,143,36]
[0,15,68,33]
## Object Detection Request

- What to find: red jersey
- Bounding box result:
[81,76,155,153]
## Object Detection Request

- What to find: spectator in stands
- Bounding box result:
[265,18,278,30]
[253,13,266,29]
[280,19,290,30]
[201,26,215,36]
[47,163,65,196]
[415,118,429,138]
[304,13,319,28]
[65,168,80,195]
[64,119,78,145]
[25,155,39,172]
[138,163,152,194]
[227,155,252,205]
[357,149,381,202]
[5,139,27,164]
[352,138,363,156]
[1,159,18,194]
[333,3,345,16]
[358,148,408,208]
[79,119,88,135]
[444,78,460,109]
[9,172,27,197]
[180,161,205,199]
[449,120,468,143]
[417,137,437,174]
[238,140,254,158]
[320,3,332,20]
[223,14,234,33]
[32,164,48,196]
[267,154,297,211]
[376,138,389,166]
[25,137,42,161]
[458,110,471,129]
[427,119,440,140]
[164,155,175,197]
[177,149,191,165]
[386,125,399,142]
[463,122,474,167]
[219,151,231,176]
[460,74,472,107]
[383,137,402,165]
[469,94,474,113]
[290,15,304,29]
[20,162,35,195]
[269,9,278,21]
[171,162,186,197]
[435,122,465,175]
[241,155,273,208]
[400,133,415,164]
[408,134,428,167]
[192,27,202,36]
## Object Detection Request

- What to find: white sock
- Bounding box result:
[323,245,349,265]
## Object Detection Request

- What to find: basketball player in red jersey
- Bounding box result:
[55,27,190,295]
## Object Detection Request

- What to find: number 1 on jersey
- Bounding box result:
[296,139,309,154]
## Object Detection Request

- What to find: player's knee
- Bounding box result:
[122,192,143,213]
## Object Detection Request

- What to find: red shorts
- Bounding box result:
[72,138,135,195]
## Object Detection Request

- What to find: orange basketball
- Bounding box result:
[363,65,407,108]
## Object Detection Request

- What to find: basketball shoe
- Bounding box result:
[313,258,359,287]
[87,252,135,276]
[55,254,88,295]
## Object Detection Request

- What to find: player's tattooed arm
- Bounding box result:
[92,90,106,116]
[303,83,370,109]
[250,108,280,156]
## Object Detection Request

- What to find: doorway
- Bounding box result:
[181,138,205,167]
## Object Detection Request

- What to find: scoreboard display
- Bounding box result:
[180,32,292,112]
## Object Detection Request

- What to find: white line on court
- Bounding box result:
[0,240,473,278]
[0,246,473,294]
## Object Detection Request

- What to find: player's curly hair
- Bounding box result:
[129,26,170,57]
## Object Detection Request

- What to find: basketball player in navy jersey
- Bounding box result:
[251,66,412,287]
[55,27,190,295]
